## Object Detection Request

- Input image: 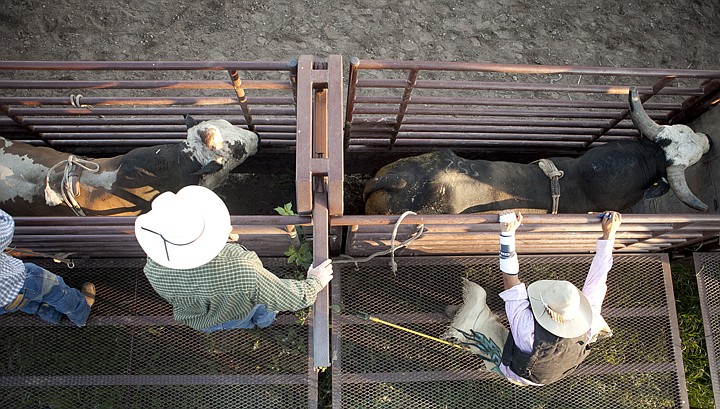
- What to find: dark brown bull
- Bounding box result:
[364,88,710,214]
[0,116,258,216]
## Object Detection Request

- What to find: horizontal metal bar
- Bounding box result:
[356,80,703,96]
[0,96,295,106]
[331,214,720,226]
[0,60,292,71]
[13,215,310,226]
[5,106,296,116]
[0,374,308,387]
[349,138,591,148]
[0,79,291,90]
[352,59,720,78]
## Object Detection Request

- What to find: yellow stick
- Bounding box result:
[365,315,470,351]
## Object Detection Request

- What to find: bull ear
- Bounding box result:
[191,159,224,176]
[184,114,199,130]
[643,178,670,199]
[363,174,408,201]
[628,87,662,140]
[198,125,224,150]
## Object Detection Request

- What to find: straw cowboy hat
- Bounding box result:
[134,185,232,269]
[527,280,593,339]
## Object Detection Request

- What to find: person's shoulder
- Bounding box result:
[218,243,260,261]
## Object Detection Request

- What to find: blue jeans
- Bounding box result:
[0,263,90,327]
[199,304,277,332]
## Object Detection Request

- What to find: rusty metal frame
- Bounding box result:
[293,55,344,368]
[0,60,299,153]
[344,58,720,155]
[333,213,720,256]
[694,252,720,408]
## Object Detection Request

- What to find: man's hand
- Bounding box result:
[307,259,334,288]
[600,211,622,241]
[499,210,523,236]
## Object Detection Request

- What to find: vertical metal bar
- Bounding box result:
[586,77,676,146]
[295,56,314,215]
[227,70,255,131]
[344,57,360,151]
[312,182,330,368]
[694,252,720,409]
[390,68,419,149]
[327,55,345,217]
[288,58,299,106]
[661,253,691,408]
[315,90,329,156]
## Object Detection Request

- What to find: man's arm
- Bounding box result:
[582,211,622,313]
[499,210,522,290]
[497,210,536,353]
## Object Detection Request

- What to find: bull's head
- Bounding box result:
[183,115,259,190]
[629,87,710,211]
[364,149,457,214]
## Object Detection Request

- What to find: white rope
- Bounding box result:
[335,211,425,274]
[44,155,100,216]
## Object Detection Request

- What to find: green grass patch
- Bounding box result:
[672,261,715,409]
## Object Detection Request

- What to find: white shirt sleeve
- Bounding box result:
[582,239,614,316]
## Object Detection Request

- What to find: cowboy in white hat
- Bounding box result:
[135,185,333,331]
[445,210,620,385]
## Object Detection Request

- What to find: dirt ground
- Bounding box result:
[1,0,719,214]
[1,0,718,68]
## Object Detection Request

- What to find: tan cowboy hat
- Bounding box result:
[134,185,232,269]
[527,280,593,339]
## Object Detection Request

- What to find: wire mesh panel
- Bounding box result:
[0,258,317,409]
[694,252,720,408]
[331,254,687,408]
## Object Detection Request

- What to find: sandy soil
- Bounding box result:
[1,0,718,215]
[1,0,718,68]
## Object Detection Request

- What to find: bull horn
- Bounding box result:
[629,87,663,140]
[666,165,708,212]
[363,174,407,201]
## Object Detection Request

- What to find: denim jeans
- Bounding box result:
[198,304,277,332]
[0,263,90,327]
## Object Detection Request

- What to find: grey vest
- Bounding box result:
[500,319,591,385]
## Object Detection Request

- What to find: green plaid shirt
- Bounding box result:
[143,243,323,330]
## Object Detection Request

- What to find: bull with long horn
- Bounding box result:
[364,87,711,214]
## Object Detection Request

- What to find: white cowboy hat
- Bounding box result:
[134,185,231,269]
[527,280,593,339]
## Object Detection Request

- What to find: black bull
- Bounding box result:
[365,88,711,215]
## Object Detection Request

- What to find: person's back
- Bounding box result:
[135,185,333,332]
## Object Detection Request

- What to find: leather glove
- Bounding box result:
[307,259,334,288]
